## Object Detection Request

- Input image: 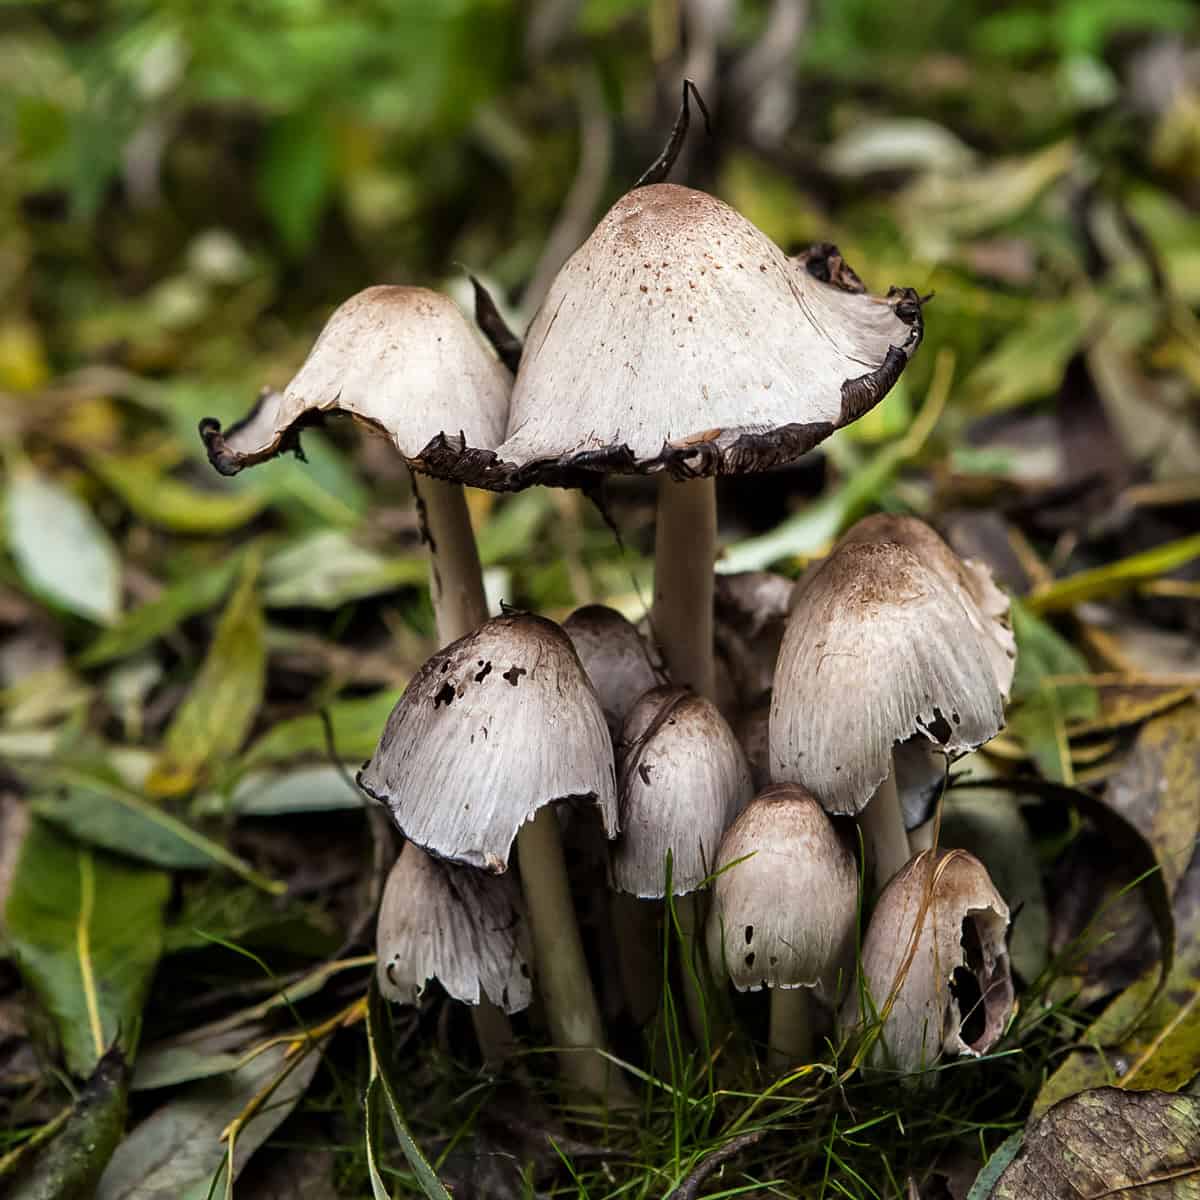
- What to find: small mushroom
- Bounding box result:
[377,842,532,1055]
[707,783,859,1069]
[359,611,622,1100]
[713,570,795,708]
[842,849,1014,1075]
[770,516,1013,891]
[564,605,665,738]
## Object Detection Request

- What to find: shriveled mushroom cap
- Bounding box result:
[842,849,1013,1072]
[358,612,617,872]
[611,686,752,898]
[376,842,532,1013]
[706,783,858,996]
[837,514,1015,698]
[714,571,794,707]
[200,286,510,476]
[563,605,664,737]
[770,534,1009,816]
[419,187,922,489]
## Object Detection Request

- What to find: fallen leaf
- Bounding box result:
[238,691,402,770]
[4,819,169,1076]
[261,530,425,610]
[991,1088,1200,1198]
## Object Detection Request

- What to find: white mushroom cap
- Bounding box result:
[376,842,532,1014]
[842,849,1013,1072]
[358,612,617,872]
[563,605,664,737]
[706,782,858,998]
[610,686,753,898]
[420,186,922,489]
[770,526,1011,816]
[200,286,510,475]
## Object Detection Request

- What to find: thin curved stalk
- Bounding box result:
[768,988,812,1071]
[859,763,911,896]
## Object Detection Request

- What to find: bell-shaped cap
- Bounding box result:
[842,849,1013,1072]
[734,700,771,791]
[358,612,617,872]
[563,605,664,737]
[200,286,510,476]
[706,783,858,997]
[376,842,532,1013]
[419,188,922,489]
[611,686,753,898]
[714,571,794,707]
[770,523,1011,816]
[837,514,1015,698]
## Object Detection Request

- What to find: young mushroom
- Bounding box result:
[417,88,923,708]
[707,783,859,1070]
[842,849,1014,1075]
[377,841,531,1064]
[358,611,622,1100]
[770,515,1014,892]
[611,685,753,1032]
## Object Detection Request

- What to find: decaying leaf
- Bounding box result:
[991,1088,1200,1198]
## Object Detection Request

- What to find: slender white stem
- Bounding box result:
[674,891,712,1045]
[411,474,489,644]
[652,475,717,700]
[859,763,911,895]
[768,988,812,1071]
[613,892,661,1027]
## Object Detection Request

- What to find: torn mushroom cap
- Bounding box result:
[199,286,510,476]
[837,513,1016,699]
[417,187,922,490]
[706,783,858,999]
[714,571,794,707]
[563,605,664,738]
[611,685,753,898]
[842,849,1013,1072]
[769,538,1008,817]
[358,612,617,872]
[377,841,532,1014]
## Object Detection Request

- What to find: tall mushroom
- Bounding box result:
[770,515,1014,891]
[377,841,532,1064]
[416,91,924,707]
[842,849,1014,1074]
[611,685,753,1032]
[707,783,858,1070]
[358,612,622,1100]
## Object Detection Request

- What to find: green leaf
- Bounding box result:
[965,1129,1024,1200]
[3,1048,129,1200]
[148,552,266,796]
[257,111,333,256]
[4,819,169,1076]
[87,453,267,535]
[78,553,244,668]
[366,977,452,1200]
[207,765,366,817]
[5,468,121,625]
[240,691,402,769]
[95,1041,321,1200]
[32,767,284,893]
[262,530,426,609]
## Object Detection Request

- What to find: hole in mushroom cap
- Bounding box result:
[951,913,1009,1052]
[925,708,953,744]
[744,924,754,944]
[433,682,456,708]
[502,665,527,686]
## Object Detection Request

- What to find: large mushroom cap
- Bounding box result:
[200,286,510,476]
[770,528,1010,816]
[418,185,922,489]
[376,842,532,1014]
[842,849,1013,1073]
[611,685,752,898]
[706,782,858,997]
[358,612,617,872]
[563,605,664,737]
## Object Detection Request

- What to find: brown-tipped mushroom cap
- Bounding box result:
[770,534,1009,817]
[376,842,532,1014]
[837,514,1016,699]
[611,686,753,898]
[706,782,858,997]
[563,605,664,737]
[418,188,922,490]
[358,613,617,872]
[842,849,1013,1072]
[200,286,510,476]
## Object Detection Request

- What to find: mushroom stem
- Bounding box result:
[471,997,517,1067]
[613,893,661,1027]
[767,988,812,1071]
[652,475,717,701]
[860,764,911,894]
[517,807,629,1103]
[411,473,489,644]
[674,891,713,1045]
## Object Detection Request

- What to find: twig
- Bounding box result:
[666,1131,765,1199]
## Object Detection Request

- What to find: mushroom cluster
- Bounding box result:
[199,86,1017,1095]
